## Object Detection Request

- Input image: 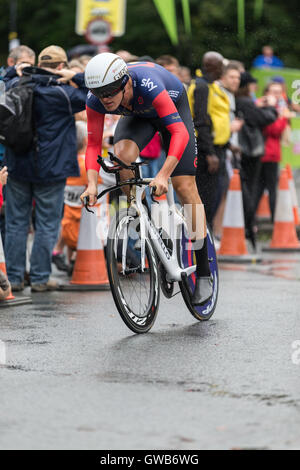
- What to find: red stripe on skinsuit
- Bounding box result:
[85,105,105,172]
[153,91,189,161]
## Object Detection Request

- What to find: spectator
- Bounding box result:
[0,165,8,208]
[156,55,181,78]
[116,50,138,63]
[4,45,87,292]
[179,66,192,89]
[67,44,98,61]
[69,59,85,74]
[0,166,10,300]
[188,51,231,226]
[78,55,94,68]
[140,133,162,206]
[236,72,278,247]
[213,62,243,239]
[61,121,89,270]
[69,59,87,122]
[6,45,36,68]
[253,45,284,69]
[4,45,36,87]
[271,75,300,114]
[229,60,245,73]
[219,62,243,151]
[140,133,162,178]
[137,55,155,63]
[254,82,292,221]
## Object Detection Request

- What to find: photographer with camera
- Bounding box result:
[4,45,87,293]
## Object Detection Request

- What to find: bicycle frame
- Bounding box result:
[119,178,196,283]
[88,154,196,283]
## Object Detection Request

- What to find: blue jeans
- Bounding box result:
[5,178,65,284]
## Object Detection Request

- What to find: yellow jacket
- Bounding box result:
[188,71,230,147]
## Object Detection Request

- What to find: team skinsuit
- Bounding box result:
[85,62,197,176]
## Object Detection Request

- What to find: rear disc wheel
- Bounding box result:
[178,225,219,321]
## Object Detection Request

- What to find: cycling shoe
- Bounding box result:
[191,276,213,306]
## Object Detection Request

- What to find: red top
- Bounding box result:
[0,184,3,208]
[262,117,288,163]
[140,133,162,159]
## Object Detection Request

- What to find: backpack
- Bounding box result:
[0,76,36,155]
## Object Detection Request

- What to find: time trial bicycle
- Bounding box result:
[84,152,219,334]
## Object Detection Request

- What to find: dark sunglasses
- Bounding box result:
[92,84,123,100]
[91,75,129,100]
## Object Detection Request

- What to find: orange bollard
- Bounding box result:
[286,164,300,226]
[264,168,300,252]
[218,169,261,263]
[0,236,32,307]
[60,195,110,291]
[256,190,271,220]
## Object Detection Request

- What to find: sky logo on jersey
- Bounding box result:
[141,78,158,92]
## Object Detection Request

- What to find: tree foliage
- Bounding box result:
[0,0,299,70]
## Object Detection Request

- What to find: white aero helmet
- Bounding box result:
[85,52,129,99]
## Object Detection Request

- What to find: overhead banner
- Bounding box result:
[237,0,245,44]
[153,0,178,45]
[76,0,127,37]
[181,0,191,35]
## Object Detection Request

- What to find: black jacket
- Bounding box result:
[236,96,278,158]
[236,96,277,129]
[4,67,87,184]
[192,76,215,157]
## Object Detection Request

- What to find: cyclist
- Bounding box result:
[81,53,212,305]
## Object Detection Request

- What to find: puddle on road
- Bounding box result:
[220,255,300,281]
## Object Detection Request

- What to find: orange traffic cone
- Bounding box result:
[264,168,300,251]
[0,236,32,307]
[286,164,300,226]
[61,195,110,291]
[218,169,261,263]
[256,190,271,220]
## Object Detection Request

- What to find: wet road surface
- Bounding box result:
[0,252,299,450]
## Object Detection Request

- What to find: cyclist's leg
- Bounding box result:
[114,116,156,185]
[159,90,207,252]
[172,174,206,240]
[114,139,140,193]
[114,116,157,162]
[172,174,212,305]
[160,90,212,304]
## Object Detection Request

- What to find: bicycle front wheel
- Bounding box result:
[106,208,160,334]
